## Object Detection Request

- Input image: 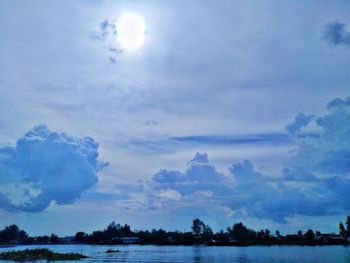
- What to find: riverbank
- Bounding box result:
[0,244,349,263]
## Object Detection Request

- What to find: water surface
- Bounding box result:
[1,244,350,262]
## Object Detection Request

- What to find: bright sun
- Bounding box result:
[117,13,146,50]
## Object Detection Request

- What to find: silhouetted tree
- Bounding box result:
[202,224,213,242]
[304,229,315,242]
[75,232,88,242]
[339,222,347,238]
[18,230,29,244]
[181,232,194,245]
[90,231,104,244]
[122,224,132,236]
[0,225,20,243]
[228,222,256,244]
[191,218,205,237]
[36,235,50,244]
[3,216,350,246]
[0,225,30,244]
[151,229,167,244]
[264,229,270,240]
[50,234,59,244]
[346,216,350,236]
[214,230,229,244]
[275,230,281,238]
[105,222,119,239]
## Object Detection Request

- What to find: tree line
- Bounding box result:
[0,225,59,245]
[1,217,350,246]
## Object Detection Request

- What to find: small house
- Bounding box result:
[120,237,139,244]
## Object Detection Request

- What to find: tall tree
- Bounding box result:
[50,234,59,244]
[275,230,281,238]
[202,224,213,242]
[229,222,255,243]
[0,225,20,243]
[346,216,350,236]
[339,222,347,238]
[191,218,205,236]
[304,229,315,242]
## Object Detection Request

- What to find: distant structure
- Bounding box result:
[119,237,139,244]
[58,236,75,244]
[314,233,344,244]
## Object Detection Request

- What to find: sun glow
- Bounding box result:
[117,12,146,50]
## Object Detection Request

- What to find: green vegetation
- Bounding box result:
[74,217,350,246]
[0,248,88,262]
[1,216,350,247]
[0,225,61,245]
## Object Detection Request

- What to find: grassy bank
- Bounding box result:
[0,248,88,262]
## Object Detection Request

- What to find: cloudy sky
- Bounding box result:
[0,0,350,236]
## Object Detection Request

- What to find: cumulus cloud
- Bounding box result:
[323,21,350,47]
[148,153,334,222]
[284,96,350,210]
[64,95,348,222]
[188,152,209,164]
[288,96,350,176]
[239,95,350,220]
[0,125,107,212]
[152,152,231,196]
[227,160,334,222]
[140,96,350,222]
[285,113,315,136]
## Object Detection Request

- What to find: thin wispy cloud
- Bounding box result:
[123,133,293,154]
[92,19,124,63]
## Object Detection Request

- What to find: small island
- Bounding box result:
[0,248,88,262]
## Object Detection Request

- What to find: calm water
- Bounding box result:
[1,244,350,262]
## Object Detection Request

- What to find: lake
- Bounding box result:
[1,244,350,262]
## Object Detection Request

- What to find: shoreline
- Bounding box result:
[2,242,350,247]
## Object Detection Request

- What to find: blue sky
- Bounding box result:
[0,0,350,236]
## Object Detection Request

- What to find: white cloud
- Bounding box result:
[0,125,107,212]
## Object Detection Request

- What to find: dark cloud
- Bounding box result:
[323,21,350,47]
[92,20,123,63]
[0,125,107,212]
[92,19,117,41]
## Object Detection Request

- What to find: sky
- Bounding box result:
[0,0,350,236]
